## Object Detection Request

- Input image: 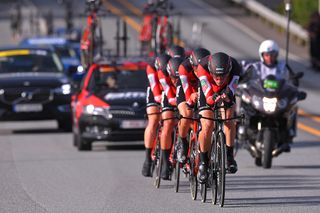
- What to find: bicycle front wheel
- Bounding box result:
[174,162,180,192]
[154,147,163,188]
[216,131,226,207]
[189,129,198,200]
[211,133,218,205]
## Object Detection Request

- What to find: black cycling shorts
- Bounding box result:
[161,92,176,112]
[176,79,186,107]
[146,86,160,108]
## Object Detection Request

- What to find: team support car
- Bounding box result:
[72,58,149,150]
[0,47,72,131]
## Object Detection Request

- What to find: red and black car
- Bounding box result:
[72,58,149,150]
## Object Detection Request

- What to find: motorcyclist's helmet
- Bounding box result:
[167,57,183,79]
[155,54,171,71]
[189,48,210,67]
[258,40,279,62]
[208,52,232,77]
[166,45,185,58]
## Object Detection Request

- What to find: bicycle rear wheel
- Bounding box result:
[216,131,226,207]
[200,183,207,203]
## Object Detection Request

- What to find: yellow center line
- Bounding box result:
[297,122,320,137]
[103,0,184,46]
[103,0,141,32]
[117,0,143,17]
[298,109,320,123]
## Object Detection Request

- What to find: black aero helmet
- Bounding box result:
[167,57,183,78]
[166,45,185,58]
[189,48,211,67]
[155,54,171,71]
[208,52,232,76]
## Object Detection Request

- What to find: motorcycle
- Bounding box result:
[235,67,306,168]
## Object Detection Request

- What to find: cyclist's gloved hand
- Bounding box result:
[213,93,222,105]
[220,87,233,103]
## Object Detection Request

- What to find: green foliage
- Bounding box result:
[278,0,318,27]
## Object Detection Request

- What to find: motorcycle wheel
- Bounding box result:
[262,129,273,168]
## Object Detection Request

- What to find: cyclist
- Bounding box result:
[142,58,163,177]
[197,52,241,183]
[166,45,185,58]
[176,48,211,163]
[156,54,177,180]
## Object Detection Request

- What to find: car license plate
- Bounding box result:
[14,104,43,112]
[120,120,146,129]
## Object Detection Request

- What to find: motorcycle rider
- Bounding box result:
[197,52,241,183]
[241,39,304,152]
[176,48,211,163]
[142,57,163,177]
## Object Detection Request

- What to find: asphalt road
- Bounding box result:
[0,0,319,212]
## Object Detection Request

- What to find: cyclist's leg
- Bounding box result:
[197,86,214,183]
[177,102,193,163]
[224,104,238,173]
[142,87,161,177]
[160,109,175,180]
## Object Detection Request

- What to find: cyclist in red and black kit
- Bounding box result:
[176,48,211,163]
[197,52,241,183]
[142,57,163,177]
[166,45,185,58]
[156,54,175,180]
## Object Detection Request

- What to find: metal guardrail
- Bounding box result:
[230,0,309,46]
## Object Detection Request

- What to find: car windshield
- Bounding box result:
[55,46,77,58]
[88,68,148,91]
[0,49,64,73]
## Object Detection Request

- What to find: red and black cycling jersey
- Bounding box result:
[146,61,162,103]
[178,59,199,106]
[198,56,241,106]
[158,68,176,106]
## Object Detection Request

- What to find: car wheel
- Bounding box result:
[58,119,72,132]
[77,134,92,151]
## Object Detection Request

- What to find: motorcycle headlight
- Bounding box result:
[277,98,287,109]
[262,97,277,112]
[55,84,71,95]
[83,105,113,119]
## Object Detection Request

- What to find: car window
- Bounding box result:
[55,46,77,58]
[87,68,148,92]
[0,50,63,73]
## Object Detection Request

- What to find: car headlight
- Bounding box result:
[262,97,277,112]
[83,105,113,119]
[0,89,4,95]
[55,84,71,95]
[77,65,84,74]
